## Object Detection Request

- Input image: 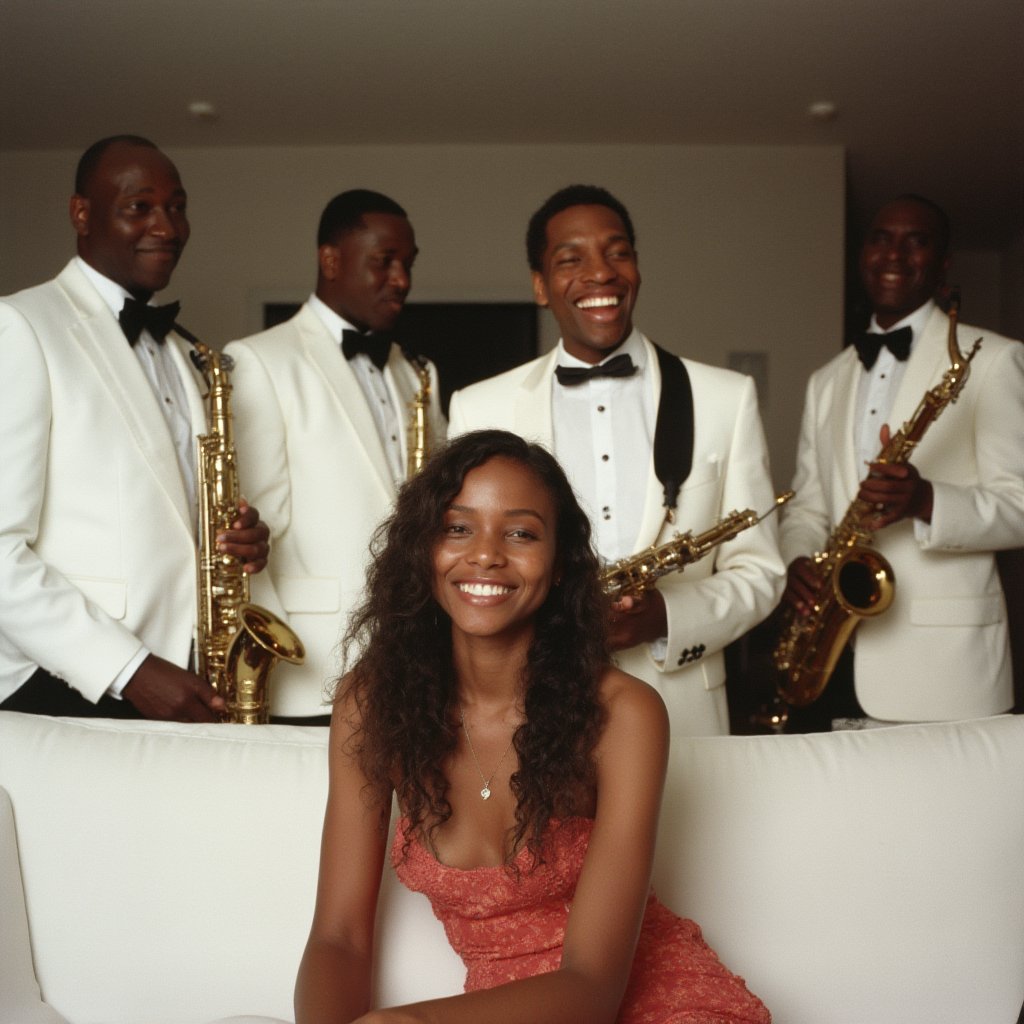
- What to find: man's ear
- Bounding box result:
[318,243,338,280]
[531,270,549,308]
[69,194,90,237]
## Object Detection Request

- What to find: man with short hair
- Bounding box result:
[779,195,1024,728]
[448,185,785,736]
[0,135,269,720]
[225,190,445,721]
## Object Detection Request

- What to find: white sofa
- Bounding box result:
[2,710,1022,1024]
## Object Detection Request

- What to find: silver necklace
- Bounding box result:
[459,707,516,801]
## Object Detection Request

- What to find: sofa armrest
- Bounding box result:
[0,786,69,1024]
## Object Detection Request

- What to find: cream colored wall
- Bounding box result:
[0,143,846,487]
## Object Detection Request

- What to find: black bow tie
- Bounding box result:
[554,352,637,386]
[851,326,912,370]
[341,329,392,370]
[118,297,180,346]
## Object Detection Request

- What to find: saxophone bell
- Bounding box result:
[223,604,305,724]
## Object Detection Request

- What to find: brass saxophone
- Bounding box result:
[406,355,432,477]
[193,342,305,724]
[600,493,793,599]
[773,292,982,707]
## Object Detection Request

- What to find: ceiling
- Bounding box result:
[1,0,1021,251]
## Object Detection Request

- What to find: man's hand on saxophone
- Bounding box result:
[781,557,821,618]
[118,499,273,722]
[856,424,935,530]
[607,590,668,651]
[215,498,271,575]
[122,656,226,722]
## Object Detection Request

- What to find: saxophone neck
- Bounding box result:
[405,354,432,477]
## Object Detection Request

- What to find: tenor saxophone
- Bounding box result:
[406,355,432,477]
[600,493,792,599]
[773,292,981,707]
[193,342,305,724]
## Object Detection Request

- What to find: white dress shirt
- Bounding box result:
[854,300,935,471]
[551,329,655,563]
[309,294,404,485]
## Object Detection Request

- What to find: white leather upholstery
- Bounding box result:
[1,711,1022,1024]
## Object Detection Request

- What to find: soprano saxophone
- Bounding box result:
[193,342,305,724]
[773,292,981,707]
[600,492,793,599]
[406,355,432,477]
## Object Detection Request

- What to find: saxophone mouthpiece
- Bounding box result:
[758,490,794,523]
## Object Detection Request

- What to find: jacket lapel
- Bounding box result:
[512,349,558,444]
[889,304,950,428]
[634,336,670,549]
[299,304,395,497]
[830,349,864,507]
[59,263,193,529]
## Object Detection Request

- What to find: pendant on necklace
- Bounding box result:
[481,786,491,800]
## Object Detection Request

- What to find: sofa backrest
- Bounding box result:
[2,711,1023,1024]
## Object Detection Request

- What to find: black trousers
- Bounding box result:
[0,668,143,719]
[0,668,332,725]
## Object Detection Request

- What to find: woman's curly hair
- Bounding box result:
[337,429,608,865]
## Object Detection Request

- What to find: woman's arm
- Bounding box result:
[295,692,392,1024]
[354,668,670,1024]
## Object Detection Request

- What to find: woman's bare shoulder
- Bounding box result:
[597,666,668,739]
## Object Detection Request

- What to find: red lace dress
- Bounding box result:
[392,816,770,1023]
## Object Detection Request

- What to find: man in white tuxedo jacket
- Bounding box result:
[225,190,445,721]
[448,186,784,736]
[0,136,269,719]
[780,195,1024,725]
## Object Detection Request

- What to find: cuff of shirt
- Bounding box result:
[107,646,150,699]
[648,637,668,664]
[913,516,932,546]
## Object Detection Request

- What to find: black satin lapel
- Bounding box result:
[653,344,694,513]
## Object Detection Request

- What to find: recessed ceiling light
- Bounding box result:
[808,101,838,122]
[187,101,218,121]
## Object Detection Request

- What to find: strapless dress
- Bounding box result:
[392,816,770,1023]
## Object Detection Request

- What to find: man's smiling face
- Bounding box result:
[531,203,640,365]
[860,198,949,330]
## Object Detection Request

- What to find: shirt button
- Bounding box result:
[597,405,606,412]
[601,454,609,462]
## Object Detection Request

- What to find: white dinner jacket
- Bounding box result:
[781,304,1024,721]
[224,302,446,717]
[0,260,206,703]
[448,334,785,736]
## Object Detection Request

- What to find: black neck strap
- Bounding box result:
[652,343,694,515]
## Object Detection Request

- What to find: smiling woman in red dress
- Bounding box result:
[295,429,770,1024]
